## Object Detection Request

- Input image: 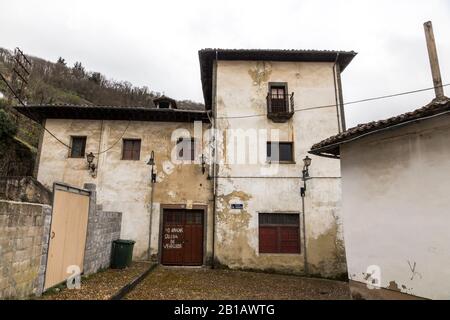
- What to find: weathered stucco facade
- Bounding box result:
[340,115,450,299]
[23,49,356,278]
[211,60,347,278]
[37,119,213,261]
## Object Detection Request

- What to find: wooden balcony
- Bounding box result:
[266,92,294,123]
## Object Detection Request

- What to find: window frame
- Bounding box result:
[268,82,289,113]
[176,137,196,161]
[69,136,87,158]
[258,213,301,254]
[269,82,288,97]
[122,138,141,161]
[266,141,295,163]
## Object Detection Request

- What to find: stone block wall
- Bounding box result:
[0,176,52,205]
[0,200,51,299]
[83,183,122,275]
[0,182,122,299]
[83,209,122,275]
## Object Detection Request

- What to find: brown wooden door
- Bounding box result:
[162,209,203,266]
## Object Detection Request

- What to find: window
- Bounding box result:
[176,138,195,161]
[70,136,86,158]
[158,101,170,109]
[122,139,141,160]
[267,142,294,162]
[269,83,288,113]
[259,213,300,254]
[270,85,286,99]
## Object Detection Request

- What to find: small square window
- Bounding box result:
[176,138,195,161]
[70,136,86,158]
[122,139,141,160]
[267,142,294,162]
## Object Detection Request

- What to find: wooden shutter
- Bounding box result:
[279,227,300,253]
[259,213,300,254]
[132,140,141,160]
[122,139,141,160]
[259,226,278,253]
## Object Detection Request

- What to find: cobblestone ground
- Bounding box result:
[40,262,152,300]
[125,266,351,300]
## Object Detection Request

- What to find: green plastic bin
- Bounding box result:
[111,239,135,269]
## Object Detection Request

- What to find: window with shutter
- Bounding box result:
[259,213,300,254]
[122,139,141,160]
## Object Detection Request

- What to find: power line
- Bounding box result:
[92,120,131,155]
[2,63,448,151]
[216,83,450,120]
[1,70,130,154]
[1,72,73,149]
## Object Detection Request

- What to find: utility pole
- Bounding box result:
[423,21,445,99]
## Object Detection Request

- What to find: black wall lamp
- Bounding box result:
[147,150,157,183]
[300,155,312,197]
[86,152,97,177]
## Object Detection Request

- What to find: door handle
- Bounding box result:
[51,231,55,239]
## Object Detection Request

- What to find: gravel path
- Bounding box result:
[125,266,351,300]
[41,262,152,300]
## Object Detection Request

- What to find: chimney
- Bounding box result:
[423,21,445,99]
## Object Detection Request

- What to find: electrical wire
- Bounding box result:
[1,71,130,154]
[2,68,448,152]
[216,83,450,120]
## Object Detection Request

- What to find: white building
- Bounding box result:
[15,48,357,278]
[199,49,355,277]
[310,97,450,299]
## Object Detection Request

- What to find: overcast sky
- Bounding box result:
[1,0,449,127]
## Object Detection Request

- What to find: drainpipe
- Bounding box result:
[147,180,155,261]
[301,181,309,275]
[211,49,219,268]
[95,120,104,176]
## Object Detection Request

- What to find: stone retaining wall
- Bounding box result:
[0,200,51,299]
[0,183,122,299]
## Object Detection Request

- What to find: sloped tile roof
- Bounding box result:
[310,97,450,157]
[14,103,209,123]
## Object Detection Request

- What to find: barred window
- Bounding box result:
[259,213,300,254]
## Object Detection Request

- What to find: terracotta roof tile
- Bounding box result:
[310,97,450,157]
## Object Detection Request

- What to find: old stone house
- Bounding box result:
[310,97,450,298]
[15,48,356,278]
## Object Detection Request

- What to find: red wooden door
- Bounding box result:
[162,209,204,265]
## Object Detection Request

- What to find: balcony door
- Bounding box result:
[270,83,287,113]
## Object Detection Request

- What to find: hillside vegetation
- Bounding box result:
[0,47,203,108]
[0,47,204,148]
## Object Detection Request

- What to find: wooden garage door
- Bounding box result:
[44,184,90,290]
[161,209,204,266]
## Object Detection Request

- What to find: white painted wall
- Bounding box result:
[341,115,450,299]
[38,119,213,260]
[213,60,346,277]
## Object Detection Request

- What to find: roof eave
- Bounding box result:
[198,49,357,110]
[13,105,210,123]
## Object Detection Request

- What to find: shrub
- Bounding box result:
[0,108,17,139]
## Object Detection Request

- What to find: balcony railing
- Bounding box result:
[266,92,294,122]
